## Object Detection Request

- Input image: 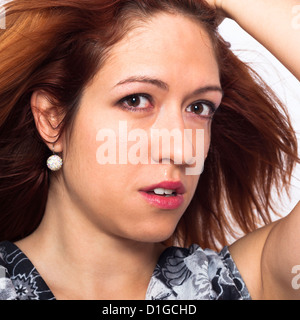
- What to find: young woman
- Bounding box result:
[0,0,299,300]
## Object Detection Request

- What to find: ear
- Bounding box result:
[31,91,64,153]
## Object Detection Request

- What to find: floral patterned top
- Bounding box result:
[0,241,251,300]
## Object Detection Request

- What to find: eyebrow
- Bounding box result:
[115,76,169,91]
[114,76,223,96]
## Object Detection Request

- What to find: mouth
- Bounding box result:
[145,189,178,197]
[140,181,186,195]
[139,181,186,210]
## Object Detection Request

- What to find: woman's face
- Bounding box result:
[61,13,222,243]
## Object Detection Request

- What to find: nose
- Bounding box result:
[149,106,195,166]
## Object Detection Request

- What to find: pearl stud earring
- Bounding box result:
[47,145,63,171]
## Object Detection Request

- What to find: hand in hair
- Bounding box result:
[204,0,223,10]
[206,0,300,80]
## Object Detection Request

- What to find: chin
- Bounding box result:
[128,222,178,244]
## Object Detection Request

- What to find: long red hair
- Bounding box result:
[0,0,298,250]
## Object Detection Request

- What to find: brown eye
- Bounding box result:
[127,96,141,108]
[190,104,204,115]
[120,94,152,110]
[186,101,216,117]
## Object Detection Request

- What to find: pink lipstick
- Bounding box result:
[139,181,185,210]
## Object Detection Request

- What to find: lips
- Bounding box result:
[139,181,186,210]
[140,181,186,195]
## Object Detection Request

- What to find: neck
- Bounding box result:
[16,178,166,300]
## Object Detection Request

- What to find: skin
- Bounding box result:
[17,13,223,300]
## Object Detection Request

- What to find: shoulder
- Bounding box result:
[229,221,279,299]
[146,244,251,300]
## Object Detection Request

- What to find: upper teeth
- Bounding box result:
[153,188,175,195]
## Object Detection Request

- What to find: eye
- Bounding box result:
[186,101,216,118]
[118,94,152,111]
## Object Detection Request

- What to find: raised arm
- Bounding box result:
[205,0,300,299]
[209,0,300,81]
[261,201,300,299]
[229,202,300,299]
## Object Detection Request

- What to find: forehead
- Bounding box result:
[100,13,220,86]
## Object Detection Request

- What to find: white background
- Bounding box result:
[219,19,300,220]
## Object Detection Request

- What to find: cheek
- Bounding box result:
[185,120,212,175]
[62,110,103,193]
[205,121,212,156]
[63,109,136,197]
